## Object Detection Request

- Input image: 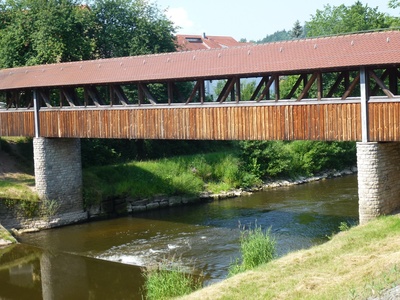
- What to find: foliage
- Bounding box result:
[290,20,304,39]
[0,0,96,67]
[256,29,291,43]
[229,225,275,276]
[91,0,176,58]
[239,140,356,179]
[0,0,176,68]
[389,0,400,8]
[305,1,392,37]
[143,258,202,300]
[81,139,234,167]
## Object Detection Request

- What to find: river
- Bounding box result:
[0,175,358,299]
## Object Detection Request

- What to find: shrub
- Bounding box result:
[229,225,276,276]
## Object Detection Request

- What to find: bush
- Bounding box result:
[229,225,276,276]
[239,140,356,179]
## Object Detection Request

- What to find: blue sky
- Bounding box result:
[153,0,397,41]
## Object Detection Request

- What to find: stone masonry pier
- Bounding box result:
[357,142,400,224]
[33,137,87,225]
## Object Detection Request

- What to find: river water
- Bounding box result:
[0,175,358,299]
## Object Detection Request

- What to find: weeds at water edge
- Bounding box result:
[143,257,203,300]
[229,224,276,276]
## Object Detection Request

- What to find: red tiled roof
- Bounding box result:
[0,31,399,91]
[176,34,247,51]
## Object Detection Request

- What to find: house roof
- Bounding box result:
[0,30,399,91]
[175,34,247,51]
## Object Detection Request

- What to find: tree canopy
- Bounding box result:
[0,0,176,68]
[305,1,392,37]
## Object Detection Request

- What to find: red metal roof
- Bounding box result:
[0,30,399,91]
[176,34,246,51]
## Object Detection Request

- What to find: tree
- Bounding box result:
[91,0,176,58]
[305,1,391,37]
[0,0,96,68]
[389,0,400,8]
[290,20,304,39]
[256,30,290,44]
[0,0,177,68]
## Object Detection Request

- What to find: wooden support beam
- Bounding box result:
[199,80,205,104]
[168,82,174,105]
[326,71,349,98]
[342,73,360,100]
[219,78,236,103]
[371,69,389,95]
[286,74,306,99]
[275,75,280,101]
[257,76,275,102]
[297,72,319,101]
[85,86,105,107]
[317,72,323,100]
[39,89,52,108]
[61,88,76,107]
[111,85,128,106]
[109,86,115,106]
[84,88,89,107]
[216,78,234,103]
[369,70,394,98]
[138,83,157,105]
[186,80,201,104]
[235,77,241,103]
[138,83,144,105]
[250,76,267,100]
[59,91,64,108]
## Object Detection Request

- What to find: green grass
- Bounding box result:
[83,152,259,207]
[182,216,400,300]
[229,225,276,276]
[143,259,202,300]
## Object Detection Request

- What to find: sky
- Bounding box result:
[153,0,397,41]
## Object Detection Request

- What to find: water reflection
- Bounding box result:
[0,244,144,300]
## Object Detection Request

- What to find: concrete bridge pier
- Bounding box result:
[33,137,87,225]
[357,142,400,224]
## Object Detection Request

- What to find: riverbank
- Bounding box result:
[181,215,400,300]
[0,223,17,246]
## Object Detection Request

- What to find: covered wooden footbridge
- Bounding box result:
[0,30,399,142]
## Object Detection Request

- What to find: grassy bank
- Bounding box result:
[181,215,400,300]
[83,152,258,207]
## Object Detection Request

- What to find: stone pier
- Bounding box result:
[33,137,87,225]
[357,142,400,224]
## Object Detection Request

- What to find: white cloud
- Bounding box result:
[165,7,194,32]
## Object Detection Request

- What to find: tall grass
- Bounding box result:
[229,225,276,276]
[143,259,202,300]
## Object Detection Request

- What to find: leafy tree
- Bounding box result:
[305,1,391,37]
[0,0,177,67]
[389,0,400,8]
[0,0,96,67]
[91,0,176,58]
